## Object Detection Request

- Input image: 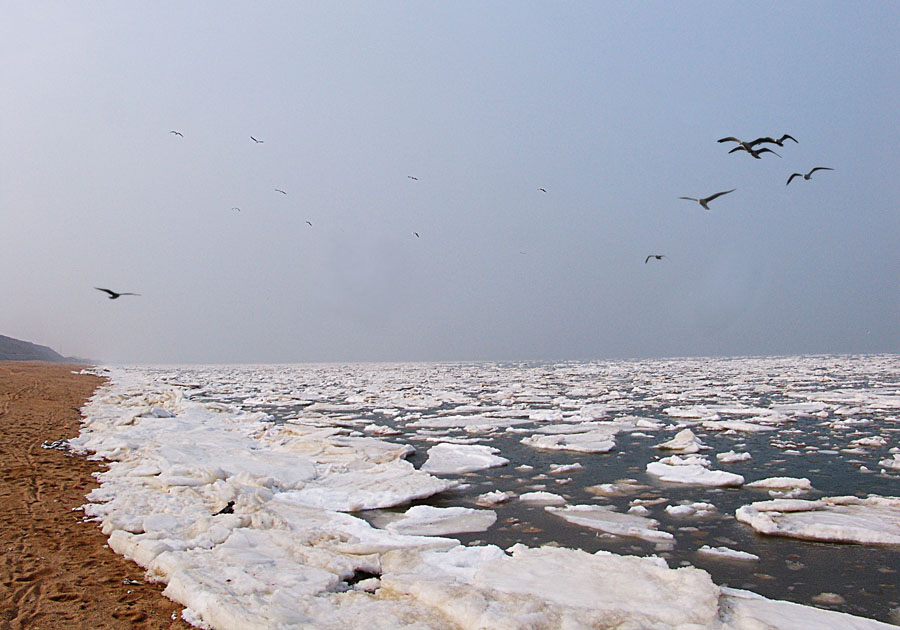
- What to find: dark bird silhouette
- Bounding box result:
[756,134,798,147]
[717,136,765,152]
[250,136,263,144]
[538,188,547,193]
[645,255,665,264]
[407,175,418,180]
[786,167,833,185]
[275,189,287,195]
[413,232,420,238]
[169,130,183,137]
[679,189,735,210]
[727,145,780,159]
[306,221,312,227]
[231,207,241,212]
[95,287,140,300]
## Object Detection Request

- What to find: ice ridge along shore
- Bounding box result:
[70,366,897,629]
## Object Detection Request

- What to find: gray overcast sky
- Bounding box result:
[2,2,898,363]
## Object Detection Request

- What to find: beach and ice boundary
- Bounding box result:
[70,365,898,629]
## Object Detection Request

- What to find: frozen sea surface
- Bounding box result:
[74,355,900,628]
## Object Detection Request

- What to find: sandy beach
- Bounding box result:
[0,362,190,630]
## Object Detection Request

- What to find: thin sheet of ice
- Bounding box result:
[384,506,497,536]
[518,491,567,505]
[546,504,675,543]
[697,546,759,562]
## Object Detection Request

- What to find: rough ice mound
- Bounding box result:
[380,544,720,629]
[735,495,900,544]
[655,428,706,453]
[420,443,508,475]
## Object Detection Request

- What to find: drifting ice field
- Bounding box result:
[73,356,900,628]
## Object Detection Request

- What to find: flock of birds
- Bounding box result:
[95,129,834,297]
[642,133,834,264]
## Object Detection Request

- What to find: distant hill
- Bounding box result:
[0,334,76,362]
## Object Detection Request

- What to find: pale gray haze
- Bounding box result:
[2,2,898,363]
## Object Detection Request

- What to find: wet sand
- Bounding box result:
[0,362,191,630]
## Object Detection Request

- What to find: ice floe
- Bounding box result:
[520,427,618,453]
[647,460,744,487]
[546,504,675,543]
[736,495,900,544]
[419,443,508,475]
[384,506,497,536]
[717,450,752,463]
[655,428,707,453]
[697,545,759,562]
[518,491,567,505]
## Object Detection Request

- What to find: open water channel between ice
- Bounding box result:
[74,355,900,628]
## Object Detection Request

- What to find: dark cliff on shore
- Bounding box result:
[0,334,78,362]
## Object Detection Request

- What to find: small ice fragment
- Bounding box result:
[519,491,566,505]
[717,450,752,463]
[475,490,510,507]
[697,545,759,562]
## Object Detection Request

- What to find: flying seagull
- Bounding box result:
[727,145,780,159]
[275,189,287,194]
[407,175,418,180]
[231,207,241,212]
[679,189,736,210]
[538,188,547,193]
[645,255,665,264]
[250,136,263,144]
[95,287,140,300]
[757,134,797,147]
[169,130,183,137]
[306,220,312,226]
[786,167,833,185]
[413,232,420,238]
[717,136,765,152]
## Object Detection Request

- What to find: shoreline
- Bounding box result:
[0,361,190,629]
